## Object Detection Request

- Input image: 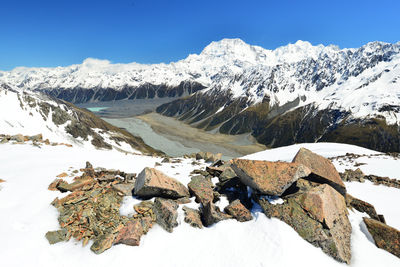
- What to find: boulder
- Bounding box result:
[134,168,189,199]
[259,184,351,263]
[231,159,311,196]
[114,217,153,246]
[188,175,214,205]
[363,217,400,258]
[112,183,135,196]
[48,178,64,191]
[182,206,203,228]
[28,134,43,142]
[292,148,346,195]
[153,198,179,233]
[224,199,253,222]
[340,168,365,182]
[201,201,231,227]
[56,177,96,192]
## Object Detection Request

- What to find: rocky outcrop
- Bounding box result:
[182,206,203,228]
[184,152,222,163]
[187,175,214,204]
[153,198,179,233]
[292,148,346,195]
[224,200,253,222]
[134,168,190,199]
[259,184,352,263]
[231,159,311,195]
[345,194,381,221]
[363,217,400,258]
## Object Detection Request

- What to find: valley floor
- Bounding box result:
[0,142,399,266]
[105,112,266,159]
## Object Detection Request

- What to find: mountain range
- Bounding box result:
[1,38,400,152]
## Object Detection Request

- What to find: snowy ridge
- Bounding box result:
[0,86,141,153]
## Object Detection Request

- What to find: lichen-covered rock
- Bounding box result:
[153,198,179,233]
[231,159,311,196]
[292,147,346,195]
[10,134,25,142]
[345,194,380,221]
[363,217,400,258]
[114,217,153,246]
[56,176,96,192]
[183,206,203,228]
[48,178,65,191]
[134,168,190,199]
[112,183,135,196]
[224,199,253,222]
[188,175,214,205]
[201,201,231,227]
[340,168,365,182]
[259,184,351,264]
[45,229,68,244]
[90,233,117,254]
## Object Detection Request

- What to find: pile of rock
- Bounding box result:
[340,168,400,189]
[0,133,72,148]
[46,149,400,262]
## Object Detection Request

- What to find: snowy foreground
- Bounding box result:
[0,142,399,267]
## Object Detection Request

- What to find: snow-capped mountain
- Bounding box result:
[1,38,400,152]
[0,85,157,154]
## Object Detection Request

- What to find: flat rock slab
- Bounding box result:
[112,183,135,196]
[114,217,153,246]
[231,159,311,196]
[363,217,400,258]
[134,168,190,199]
[292,148,346,195]
[259,184,352,264]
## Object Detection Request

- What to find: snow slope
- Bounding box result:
[0,142,399,267]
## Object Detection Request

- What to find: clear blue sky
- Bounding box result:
[1,0,399,70]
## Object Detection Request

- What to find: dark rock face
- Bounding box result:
[345,194,381,222]
[231,159,311,195]
[292,148,346,195]
[153,198,179,233]
[42,81,206,104]
[157,91,400,153]
[259,184,352,263]
[363,217,400,258]
[134,168,190,199]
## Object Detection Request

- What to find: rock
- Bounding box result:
[345,194,380,221]
[231,159,311,196]
[195,152,222,162]
[134,168,190,199]
[363,217,400,258]
[153,198,179,233]
[182,206,203,228]
[90,233,116,254]
[201,201,231,227]
[219,167,237,182]
[292,148,346,195]
[114,217,152,246]
[259,184,351,263]
[56,177,96,192]
[10,134,25,142]
[56,172,68,178]
[161,157,172,163]
[224,199,253,222]
[206,166,224,176]
[48,178,64,191]
[98,174,117,182]
[28,134,43,142]
[340,168,365,182]
[0,179,6,183]
[45,229,68,244]
[188,175,214,205]
[112,183,135,196]
[85,161,93,169]
[134,201,154,216]
[174,197,191,205]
